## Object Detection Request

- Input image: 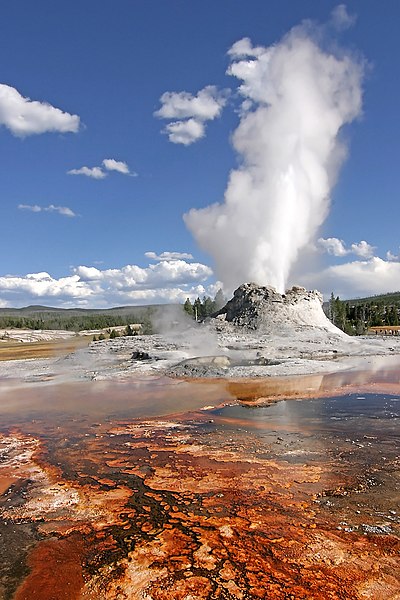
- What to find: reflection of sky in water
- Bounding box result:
[0,379,234,430]
[0,359,399,445]
[210,394,400,439]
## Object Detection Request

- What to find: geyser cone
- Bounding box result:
[214,282,345,334]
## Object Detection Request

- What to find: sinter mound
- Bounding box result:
[213,282,344,334]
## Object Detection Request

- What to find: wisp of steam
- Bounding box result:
[184,19,364,293]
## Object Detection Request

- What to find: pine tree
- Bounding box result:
[193,297,202,321]
[202,296,214,317]
[183,298,194,317]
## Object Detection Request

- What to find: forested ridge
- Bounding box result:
[0,305,157,333]
[326,291,400,334]
[1,289,400,336]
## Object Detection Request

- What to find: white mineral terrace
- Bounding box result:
[1,284,400,383]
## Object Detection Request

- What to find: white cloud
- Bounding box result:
[0,83,79,137]
[91,260,212,289]
[164,119,205,145]
[387,250,400,262]
[0,272,91,301]
[350,240,375,258]
[318,237,348,257]
[227,37,265,59]
[145,251,194,261]
[67,166,106,179]
[74,266,102,281]
[68,159,134,179]
[18,204,76,217]
[318,237,375,258]
[0,259,214,308]
[331,4,357,31]
[102,159,134,175]
[155,85,226,121]
[303,257,400,299]
[155,85,228,145]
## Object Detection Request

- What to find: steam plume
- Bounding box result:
[184,19,364,293]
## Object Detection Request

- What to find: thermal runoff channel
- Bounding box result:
[185,20,364,293]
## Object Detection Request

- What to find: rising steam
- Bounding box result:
[184,19,364,293]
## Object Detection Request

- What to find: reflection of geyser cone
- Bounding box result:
[213,283,346,335]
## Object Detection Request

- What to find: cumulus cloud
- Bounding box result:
[0,83,79,137]
[67,166,106,179]
[145,251,194,261]
[102,159,134,175]
[331,4,357,31]
[155,85,226,121]
[227,37,265,59]
[0,258,214,308]
[0,272,91,302]
[318,237,348,257]
[73,266,102,281]
[68,158,134,179]
[304,257,400,299]
[155,85,228,145]
[164,118,205,145]
[350,240,375,258]
[18,204,76,217]
[387,249,400,262]
[318,237,375,258]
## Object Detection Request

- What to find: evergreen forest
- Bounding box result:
[0,307,155,334]
[1,289,400,337]
[328,292,400,335]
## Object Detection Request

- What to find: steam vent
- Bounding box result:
[214,282,342,333]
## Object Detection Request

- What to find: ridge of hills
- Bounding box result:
[2,288,400,317]
[0,303,173,317]
[343,291,400,305]
[1,288,400,334]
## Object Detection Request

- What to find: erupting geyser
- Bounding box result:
[185,17,364,293]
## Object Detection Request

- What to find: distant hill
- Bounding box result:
[344,291,400,305]
[0,303,178,333]
[324,291,400,334]
[0,303,171,317]
[323,291,400,311]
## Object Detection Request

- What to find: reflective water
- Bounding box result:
[0,358,399,599]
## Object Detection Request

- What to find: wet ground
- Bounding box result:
[0,362,399,599]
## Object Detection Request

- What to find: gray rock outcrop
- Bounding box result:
[212,282,343,334]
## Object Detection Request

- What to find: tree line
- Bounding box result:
[92,324,140,341]
[183,289,226,321]
[0,310,154,334]
[329,293,400,335]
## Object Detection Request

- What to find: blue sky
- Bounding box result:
[0,1,399,307]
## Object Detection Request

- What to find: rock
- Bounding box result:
[131,351,152,361]
[212,282,342,334]
[167,355,231,378]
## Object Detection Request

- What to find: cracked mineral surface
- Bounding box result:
[0,370,399,599]
[0,285,399,598]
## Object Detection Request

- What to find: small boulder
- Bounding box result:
[131,351,152,361]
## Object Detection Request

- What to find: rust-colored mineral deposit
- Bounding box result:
[0,374,399,599]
